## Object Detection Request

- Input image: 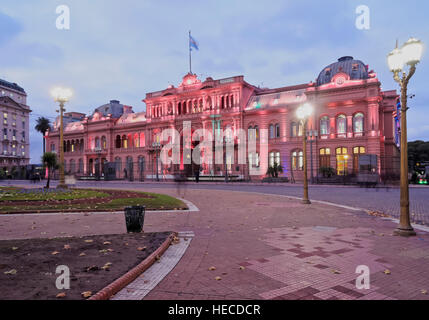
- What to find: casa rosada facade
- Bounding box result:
[45,56,401,181]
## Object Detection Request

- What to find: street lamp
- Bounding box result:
[297,103,314,204]
[51,87,72,189]
[387,37,424,237]
[152,142,161,182]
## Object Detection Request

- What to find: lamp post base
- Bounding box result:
[302,199,311,205]
[393,227,416,237]
[57,184,68,190]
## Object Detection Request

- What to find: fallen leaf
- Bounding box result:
[331,269,341,274]
[209,266,216,271]
[81,291,92,298]
[79,253,86,257]
[239,266,245,270]
[56,292,67,298]
[84,240,93,243]
[137,247,147,251]
[12,247,19,251]
[4,269,17,275]
[215,276,222,281]
[64,245,71,250]
[103,241,111,245]
[384,269,391,275]
[51,251,60,255]
[421,289,427,295]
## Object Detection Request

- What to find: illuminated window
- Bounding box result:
[292,150,303,171]
[320,116,329,135]
[269,151,281,168]
[337,115,347,134]
[319,148,331,168]
[353,146,366,173]
[249,152,260,168]
[140,133,145,147]
[336,147,349,175]
[102,136,107,149]
[353,113,364,134]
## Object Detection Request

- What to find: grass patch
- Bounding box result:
[0,189,109,202]
[0,188,187,213]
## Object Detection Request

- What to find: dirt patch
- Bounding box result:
[0,232,171,300]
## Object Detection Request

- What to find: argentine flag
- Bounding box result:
[189,34,199,51]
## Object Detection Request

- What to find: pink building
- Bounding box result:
[46,56,400,182]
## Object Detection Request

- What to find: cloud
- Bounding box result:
[0,11,22,45]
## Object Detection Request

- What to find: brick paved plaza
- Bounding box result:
[1,184,428,300]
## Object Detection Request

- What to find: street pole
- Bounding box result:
[387,38,423,237]
[395,77,415,236]
[302,119,311,204]
[58,101,66,189]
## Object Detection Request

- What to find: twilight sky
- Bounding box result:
[0,0,428,162]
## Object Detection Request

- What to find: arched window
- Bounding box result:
[291,122,303,137]
[178,102,182,115]
[140,132,145,147]
[78,158,83,174]
[115,135,121,149]
[292,150,303,171]
[230,95,234,108]
[269,151,281,168]
[353,113,364,134]
[94,137,100,149]
[275,124,280,138]
[70,159,75,174]
[269,124,275,139]
[336,147,349,175]
[206,97,212,110]
[80,139,84,152]
[115,157,122,179]
[134,133,139,148]
[101,136,107,149]
[122,135,128,149]
[221,96,225,109]
[353,146,366,173]
[291,122,298,137]
[319,148,331,168]
[320,116,330,135]
[337,114,347,135]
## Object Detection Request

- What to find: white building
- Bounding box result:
[0,78,31,177]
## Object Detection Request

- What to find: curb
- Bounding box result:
[88,232,177,301]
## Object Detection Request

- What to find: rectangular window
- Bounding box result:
[3,112,7,125]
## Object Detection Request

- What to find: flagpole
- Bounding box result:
[189,30,192,74]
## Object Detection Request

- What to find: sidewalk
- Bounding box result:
[1,187,428,300]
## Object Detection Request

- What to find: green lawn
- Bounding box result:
[0,188,108,202]
[0,188,187,213]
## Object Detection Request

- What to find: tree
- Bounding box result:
[267,162,284,178]
[35,117,51,155]
[408,140,429,169]
[42,152,58,189]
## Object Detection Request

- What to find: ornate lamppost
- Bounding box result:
[387,37,424,237]
[152,141,161,182]
[296,103,314,204]
[51,87,72,189]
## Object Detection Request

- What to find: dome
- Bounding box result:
[316,56,369,86]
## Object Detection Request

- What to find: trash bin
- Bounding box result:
[124,206,146,233]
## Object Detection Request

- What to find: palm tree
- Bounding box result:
[42,152,58,189]
[35,117,51,155]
